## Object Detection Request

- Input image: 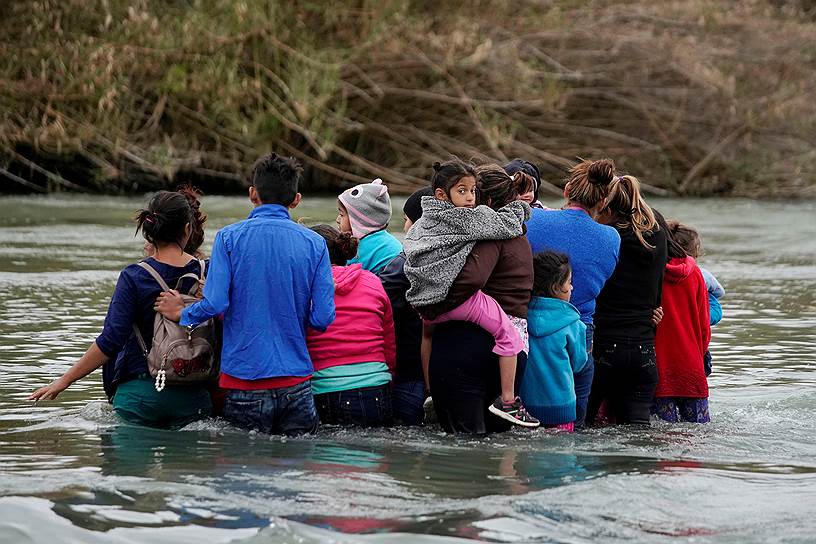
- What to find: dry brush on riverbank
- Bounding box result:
[1,0,814,197]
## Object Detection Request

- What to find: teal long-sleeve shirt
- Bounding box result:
[181,204,335,380]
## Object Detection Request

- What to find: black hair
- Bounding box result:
[250,153,303,206]
[135,190,194,248]
[532,251,572,298]
[431,157,477,197]
[311,224,359,265]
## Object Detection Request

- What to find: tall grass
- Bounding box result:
[1,0,814,196]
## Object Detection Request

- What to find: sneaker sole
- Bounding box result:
[488,404,540,428]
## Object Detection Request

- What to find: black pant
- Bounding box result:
[587,339,658,425]
[428,322,526,435]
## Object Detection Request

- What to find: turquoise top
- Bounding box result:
[311,362,392,395]
[348,229,403,275]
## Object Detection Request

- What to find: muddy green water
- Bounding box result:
[0,195,814,544]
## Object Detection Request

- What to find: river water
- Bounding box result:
[0,194,814,544]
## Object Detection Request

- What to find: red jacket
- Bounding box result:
[307,264,396,372]
[655,256,711,398]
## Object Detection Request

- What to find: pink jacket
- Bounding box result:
[307,264,396,373]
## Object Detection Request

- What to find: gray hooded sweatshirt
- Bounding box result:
[404,196,531,307]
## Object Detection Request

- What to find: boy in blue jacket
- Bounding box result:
[520,251,588,432]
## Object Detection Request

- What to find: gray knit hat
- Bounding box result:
[338,178,392,239]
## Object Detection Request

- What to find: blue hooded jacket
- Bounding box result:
[520,296,588,425]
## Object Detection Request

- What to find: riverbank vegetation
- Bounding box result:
[1,0,814,197]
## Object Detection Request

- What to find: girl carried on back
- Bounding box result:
[404,158,539,428]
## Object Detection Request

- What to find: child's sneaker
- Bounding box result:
[488,396,540,428]
[423,395,437,424]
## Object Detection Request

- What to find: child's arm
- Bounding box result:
[567,323,589,374]
[699,267,725,299]
[708,294,723,326]
[381,292,397,374]
[698,274,712,353]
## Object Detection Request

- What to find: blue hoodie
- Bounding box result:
[520,296,588,425]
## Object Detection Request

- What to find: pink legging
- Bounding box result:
[426,290,523,356]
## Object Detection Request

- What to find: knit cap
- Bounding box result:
[338,178,393,239]
[403,186,434,223]
[504,158,541,193]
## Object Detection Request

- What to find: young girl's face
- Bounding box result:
[436,175,477,208]
[554,270,573,302]
[518,189,535,205]
[336,202,352,234]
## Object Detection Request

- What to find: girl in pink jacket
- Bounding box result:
[307,225,396,427]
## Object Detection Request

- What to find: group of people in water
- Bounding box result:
[30,153,723,435]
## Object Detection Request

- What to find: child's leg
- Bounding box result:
[678,397,710,423]
[427,291,523,403]
[651,397,679,423]
[427,291,523,357]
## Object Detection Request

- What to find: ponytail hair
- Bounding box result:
[605,175,658,249]
[566,158,615,209]
[176,184,207,257]
[666,220,700,259]
[474,163,519,209]
[135,190,194,248]
[311,224,359,265]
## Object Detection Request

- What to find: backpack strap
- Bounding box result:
[132,323,149,357]
[137,261,172,291]
[173,260,207,293]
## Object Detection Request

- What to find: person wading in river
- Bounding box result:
[29,191,213,428]
[155,153,336,436]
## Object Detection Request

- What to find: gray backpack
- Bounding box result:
[132,260,219,392]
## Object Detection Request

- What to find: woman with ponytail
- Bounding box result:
[30,191,212,428]
[306,225,396,427]
[587,174,669,425]
[525,158,621,428]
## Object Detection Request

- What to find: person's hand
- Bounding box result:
[29,377,70,402]
[651,306,664,327]
[154,290,184,322]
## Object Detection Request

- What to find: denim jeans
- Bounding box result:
[392,380,425,425]
[314,384,393,427]
[572,323,595,429]
[223,380,319,436]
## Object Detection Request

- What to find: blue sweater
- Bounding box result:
[526,208,620,324]
[520,297,588,425]
[181,204,336,380]
[348,229,403,275]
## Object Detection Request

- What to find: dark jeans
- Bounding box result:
[587,339,659,425]
[572,323,595,428]
[223,380,319,436]
[392,380,425,425]
[314,384,393,427]
[428,322,526,435]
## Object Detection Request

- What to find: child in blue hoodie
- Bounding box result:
[520,251,588,432]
